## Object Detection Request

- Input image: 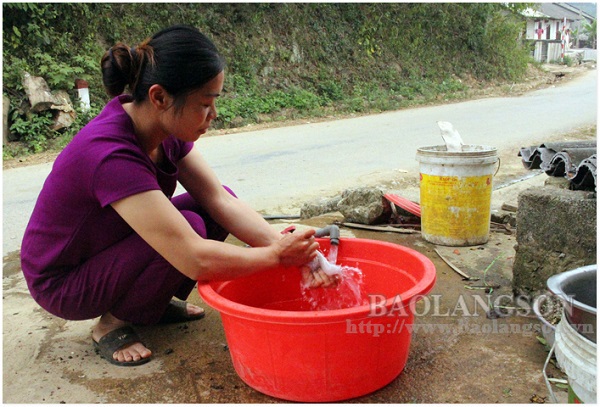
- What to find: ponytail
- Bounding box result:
[101,25,224,110]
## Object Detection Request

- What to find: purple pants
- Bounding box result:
[37,189,234,325]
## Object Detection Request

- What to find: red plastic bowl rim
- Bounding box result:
[198,238,436,324]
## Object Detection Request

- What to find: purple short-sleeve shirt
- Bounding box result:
[21,95,193,293]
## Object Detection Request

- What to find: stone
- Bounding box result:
[290,42,302,63]
[22,72,55,113]
[21,73,76,130]
[50,90,75,131]
[300,196,342,219]
[490,210,516,227]
[337,187,392,225]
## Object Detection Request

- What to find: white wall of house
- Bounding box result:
[526,18,572,62]
[526,19,571,41]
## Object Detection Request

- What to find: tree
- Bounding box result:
[583,19,597,49]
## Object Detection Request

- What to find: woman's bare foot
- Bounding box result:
[92,312,152,363]
[186,303,205,317]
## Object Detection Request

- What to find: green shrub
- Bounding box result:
[563,55,574,67]
[9,110,56,153]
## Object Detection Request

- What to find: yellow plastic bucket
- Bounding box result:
[416,145,498,246]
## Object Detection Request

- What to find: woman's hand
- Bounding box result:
[274,228,340,288]
[301,265,340,288]
[273,228,320,267]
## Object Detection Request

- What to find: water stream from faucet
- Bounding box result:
[301,248,366,311]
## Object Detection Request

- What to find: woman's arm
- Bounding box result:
[177,146,283,247]
[111,190,319,281]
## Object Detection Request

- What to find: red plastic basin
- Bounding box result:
[198,238,436,402]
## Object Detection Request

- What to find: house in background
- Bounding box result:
[522,3,596,63]
[565,2,597,48]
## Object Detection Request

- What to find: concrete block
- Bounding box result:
[512,186,596,295]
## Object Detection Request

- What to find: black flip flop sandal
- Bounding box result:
[158,300,205,325]
[93,326,152,367]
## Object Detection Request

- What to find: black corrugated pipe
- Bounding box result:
[315,225,340,245]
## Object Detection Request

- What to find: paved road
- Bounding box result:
[3,69,596,255]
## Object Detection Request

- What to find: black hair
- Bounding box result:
[101,25,224,112]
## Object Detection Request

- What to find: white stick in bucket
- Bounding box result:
[437,121,464,152]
